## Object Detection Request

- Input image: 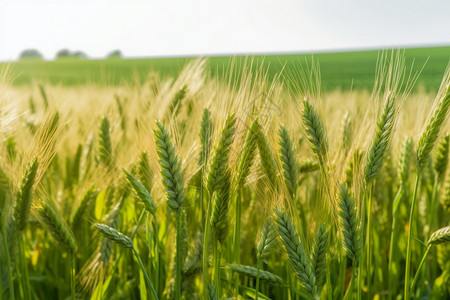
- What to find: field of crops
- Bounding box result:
[6,46,450,91]
[0,52,450,300]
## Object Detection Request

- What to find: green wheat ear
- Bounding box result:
[98,116,113,166]
[428,226,450,245]
[344,150,363,189]
[154,121,185,211]
[168,85,188,116]
[279,126,298,199]
[71,186,99,228]
[123,168,156,215]
[442,178,450,211]
[210,170,231,244]
[397,137,414,187]
[311,223,328,289]
[207,283,218,300]
[365,93,396,184]
[255,121,278,187]
[417,82,450,171]
[302,99,327,168]
[206,113,236,194]
[274,208,316,297]
[257,220,277,261]
[433,134,450,180]
[236,119,259,187]
[36,200,78,253]
[94,223,133,248]
[229,264,284,285]
[14,158,39,231]
[38,84,49,110]
[298,159,320,174]
[137,151,153,192]
[337,184,362,264]
[340,111,352,153]
[199,108,212,167]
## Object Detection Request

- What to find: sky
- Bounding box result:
[1,0,450,61]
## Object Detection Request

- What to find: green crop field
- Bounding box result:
[5,46,450,91]
[1,48,450,300]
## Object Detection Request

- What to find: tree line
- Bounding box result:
[18,49,122,60]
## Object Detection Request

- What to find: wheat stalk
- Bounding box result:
[206,113,236,194]
[365,93,396,183]
[71,186,98,228]
[298,159,320,174]
[433,134,450,180]
[406,81,450,300]
[338,184,362,264]
[154,121,185,211]
[14,158,39,231]
[311,223,328,289]
[137,151,153,192]
[442,177,450,211]
[94,223,159,299]
[207,283,218,300]
[343,156,355,189]
[94,223,132,248]
[210,171,231,244]
[236,119,259,187]
[123,168,156,215]
[168,85,187,116]
[229,264,284,285]
[98,117,113,167]
[279,126,298,199]
[255,121,278,187]
[340,111,352,153]
[410,225,450,291]
[0,166,11,229]
[417,83,450,171]
[199,108,213,167]
[274,208,316,297]
[428,226,450,245]
[302,99,327,167]
[398,137,414,187]
[257,220,277,261]
[37,200,78,253]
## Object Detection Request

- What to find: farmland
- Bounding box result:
[0,49,449,300]
[6,46,450,91]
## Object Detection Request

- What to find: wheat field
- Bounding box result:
[0,54,449,300]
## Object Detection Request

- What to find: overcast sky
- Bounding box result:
[1,0,450,61]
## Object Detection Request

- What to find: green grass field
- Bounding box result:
[5,46,450,91]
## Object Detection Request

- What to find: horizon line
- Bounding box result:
[2,42,449,63]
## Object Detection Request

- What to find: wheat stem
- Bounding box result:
[404,173,420,300]
[255,258,261,300]
[213,240,221,297]
[410,245,431,292]
[14,158,39,231]
[70,252,75,300]
[175,210,183,300]
[132,247,159,300]
[366,183,374,299]
[1,226,15,300]
[232,189,242,297]
[203,199,212,298]
[387,186,404,300]
[18,235,31,300]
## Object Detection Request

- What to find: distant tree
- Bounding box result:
[73,51,88,59]
[55,49,88,60]
[107,50,122,59]
[56,49,72,59]
[19,49,43,60]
